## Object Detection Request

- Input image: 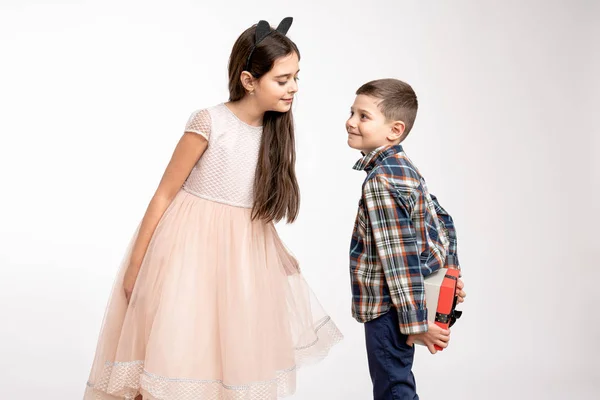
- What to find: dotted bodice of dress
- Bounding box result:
[181,103,263,208]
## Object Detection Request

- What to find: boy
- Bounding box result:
[347,79,466,399]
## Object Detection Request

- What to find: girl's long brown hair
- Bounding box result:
[228,24,300,223]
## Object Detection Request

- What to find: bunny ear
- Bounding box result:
[255,20,272,44]
[275,17,293,35]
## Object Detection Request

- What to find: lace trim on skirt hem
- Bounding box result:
[84,316,343,400]
[85,366,296,400]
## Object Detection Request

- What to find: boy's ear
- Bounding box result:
[387,120,406,142]
[240,71,256,93]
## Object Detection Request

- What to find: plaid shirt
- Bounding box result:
[350,144,460,335]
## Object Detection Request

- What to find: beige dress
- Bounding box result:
[84,103,343,400]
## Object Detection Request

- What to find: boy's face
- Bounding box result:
[346,94,404,154]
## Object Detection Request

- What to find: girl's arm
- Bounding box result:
[124,132,208,302]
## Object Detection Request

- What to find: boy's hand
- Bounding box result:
[406,323,450,354]
[456,278,466,304]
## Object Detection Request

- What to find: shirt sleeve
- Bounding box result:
[430,194,460,270]
[184,109,211,141]
[363,175,428,335]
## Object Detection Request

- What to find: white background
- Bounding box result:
[1,0,598,399]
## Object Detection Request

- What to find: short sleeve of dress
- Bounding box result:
[184,109,211,141]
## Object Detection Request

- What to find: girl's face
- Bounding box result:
[253,52,300,113]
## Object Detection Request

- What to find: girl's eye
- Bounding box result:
[278,77,299,86]
[361,114,368,120]
[349,111,354,116]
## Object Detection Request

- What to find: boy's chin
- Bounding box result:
[347,138,376,154]
[347,137,361,150]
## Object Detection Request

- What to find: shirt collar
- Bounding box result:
[353,144,404,172]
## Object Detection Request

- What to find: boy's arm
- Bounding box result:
[364,176,428,335]
[430,194,460,270]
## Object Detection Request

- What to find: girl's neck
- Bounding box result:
[225,97,264,127]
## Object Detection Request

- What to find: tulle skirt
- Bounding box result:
[84,189,342,400]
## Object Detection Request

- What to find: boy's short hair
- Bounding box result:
[356,78,418,136]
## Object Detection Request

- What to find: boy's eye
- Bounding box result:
[349,111,368,120]
[278,81,287,86]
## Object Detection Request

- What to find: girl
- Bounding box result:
[84,18,342,400]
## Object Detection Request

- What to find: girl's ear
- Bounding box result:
[240,71,256,94]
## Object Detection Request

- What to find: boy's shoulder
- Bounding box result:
[363,150,423,190]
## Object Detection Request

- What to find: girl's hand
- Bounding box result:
[121,128,209,305]
[123,265,140,304]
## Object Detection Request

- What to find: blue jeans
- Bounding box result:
[364,309,419,400]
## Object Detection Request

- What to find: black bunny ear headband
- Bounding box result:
[245,17,293,72]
